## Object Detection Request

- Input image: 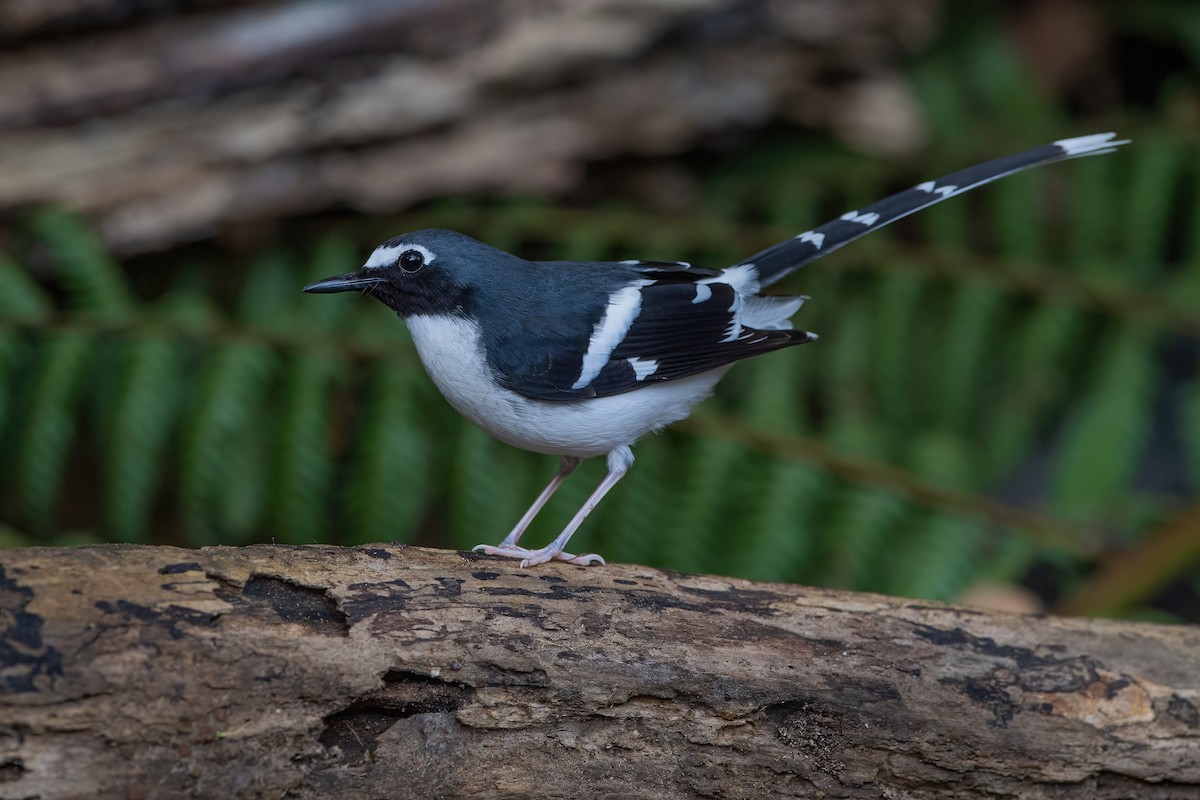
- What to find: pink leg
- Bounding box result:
[472,456,579,554]
[473,447,632,568]
[501,456,580,548]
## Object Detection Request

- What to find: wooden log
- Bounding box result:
[0,0,936,254]
[1,543,1197,799]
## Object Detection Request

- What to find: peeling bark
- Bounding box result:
[0,0,936,254]
[0,543,1197,798]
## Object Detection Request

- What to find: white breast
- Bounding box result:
[405,315,728,458]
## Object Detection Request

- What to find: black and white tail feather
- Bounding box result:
[516,133,1129,404]
[746,132,1129,286]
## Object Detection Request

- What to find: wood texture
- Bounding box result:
[1,543,1198,798]
[0,0,935,254]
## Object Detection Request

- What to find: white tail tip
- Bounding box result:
[1053,132,1131,158]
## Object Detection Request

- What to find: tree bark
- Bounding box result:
[0,0,936,254]
[1,543,1197,799]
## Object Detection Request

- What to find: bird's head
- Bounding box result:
[303,229,504,317]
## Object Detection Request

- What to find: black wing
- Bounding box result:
[495,279,813,401]
[747,132,1129,287]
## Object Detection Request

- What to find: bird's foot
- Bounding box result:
[471,543,606,568]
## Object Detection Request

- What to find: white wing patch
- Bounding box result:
[739,295,806,330]
[573,282,650,390]
[700,263,760,296]
[620,259,691,267]
[796,230,825,249]
[841,210,881,226]
[627,357,658,381]
[916,181,958,198]
[365,242,436,270]
[693,284,712,304]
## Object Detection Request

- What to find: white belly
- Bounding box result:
[406,315,728,458]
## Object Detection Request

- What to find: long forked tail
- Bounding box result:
[744,133,1130,288]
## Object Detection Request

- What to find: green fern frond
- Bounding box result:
[104,334,180,542]
[0,254,54,442]
[0,252,52,317]
[12,333,92,532]
[448,424,525,551]
[236,250,301,325]
[820,482,908,591]
[657,436,745,573]
[263,237,360,543]
[934,286,1006,435]
[268,352,341,543]
[29,210,131,317]
[887,432,987,599]
[888,513,986,601]
[1053,329,1155,523]
[343,365,432,544]
[733,460,828,583]
[991,170,1045,266]
[870,269,925,441]
[1120,140,1178,275]
[179,342,277,544]
[596,436,669,566]
[988,304,1084,474]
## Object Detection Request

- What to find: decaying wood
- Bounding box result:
[1,544,1197,799]
[0,0,935,254]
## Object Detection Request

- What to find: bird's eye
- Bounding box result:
[399,250,425,273]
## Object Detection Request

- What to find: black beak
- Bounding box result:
[302,271,382,294]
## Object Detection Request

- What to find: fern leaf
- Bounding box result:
[0,252,52,317]
[596,436,668,567]
[887,432,986,599]
[29,209,131,317]
[871,269,925,441]
[818,415,907,589]
[343,365,432,544]
[739,345,808,434]
[236,250,299,325]
[732,459,827,583]
[888,513,986,601]
[448,424,503,550]
[988,304,1083,474]
[179,343,276,544]
[1053,330,1154,522]
[0,253,55,443]
[13,333,91,533]
[991,170,1044,267]
[934,286,1005,434]
[269,351,341,543]
[973,535,1036,586]
[104,334,180,542]
[1120,139,1177,276]
[656,435,743,573]
[824,485,909,591]
[1067,156,1119,277]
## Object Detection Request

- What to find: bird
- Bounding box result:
[304,132,1128,568]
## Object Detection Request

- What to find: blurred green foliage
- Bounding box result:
[1,5,1199,619]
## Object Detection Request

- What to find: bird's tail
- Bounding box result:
[742,133,1129,288]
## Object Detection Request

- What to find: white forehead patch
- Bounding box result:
[364,242,437,270]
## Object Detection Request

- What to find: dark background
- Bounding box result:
[1,0,1197,621]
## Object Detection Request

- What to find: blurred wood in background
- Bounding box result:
[0,0,936,253]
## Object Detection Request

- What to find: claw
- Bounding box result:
[558,552,606,567]
[472,543,605,568]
